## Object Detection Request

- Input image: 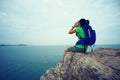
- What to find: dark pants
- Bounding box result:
[67,46,85,53]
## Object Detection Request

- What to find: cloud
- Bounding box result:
[0,0,120,45]
[0,11,8,18]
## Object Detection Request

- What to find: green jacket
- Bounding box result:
[75,26,88,49]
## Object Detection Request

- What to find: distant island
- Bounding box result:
[0,44,27,46]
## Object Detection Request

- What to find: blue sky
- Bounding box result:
[0,0,120,45]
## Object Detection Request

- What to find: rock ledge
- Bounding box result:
[40,48,120,80]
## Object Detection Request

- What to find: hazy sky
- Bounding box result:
[0,0,120,45]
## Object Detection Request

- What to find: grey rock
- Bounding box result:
[40,48,120,80]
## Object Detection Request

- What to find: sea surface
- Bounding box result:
[0,45,120,80]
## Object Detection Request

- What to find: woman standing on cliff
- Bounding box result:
[63,18,88,62]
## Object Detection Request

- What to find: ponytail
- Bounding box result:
[86,20,89,24]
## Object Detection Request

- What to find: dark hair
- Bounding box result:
[78,18,86,26]
[86,20,89,24]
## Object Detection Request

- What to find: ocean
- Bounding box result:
[0,45,120,80]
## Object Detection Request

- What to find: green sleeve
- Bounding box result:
[75,27,85,38]
[76,27,81,33]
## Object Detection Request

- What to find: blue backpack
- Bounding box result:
[76,24,96,53]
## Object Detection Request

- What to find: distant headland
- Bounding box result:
[0,44,27,46]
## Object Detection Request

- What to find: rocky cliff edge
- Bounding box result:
[40,48,120,80]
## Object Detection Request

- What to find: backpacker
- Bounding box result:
[76,24,96,53]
